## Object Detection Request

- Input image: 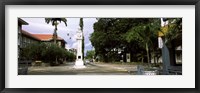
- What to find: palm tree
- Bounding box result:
[125,18,160,65]
[45,18,67,44]
[79,18,84,59]
[134,25,155,65]
[45,18,67,65]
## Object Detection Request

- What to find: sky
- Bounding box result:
[21,18,97,55]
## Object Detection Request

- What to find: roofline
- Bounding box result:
[40,39,65,41]
[18,18,29,25]
[21,30,40,40]
[32,34,66,41]
[21,30,67,43]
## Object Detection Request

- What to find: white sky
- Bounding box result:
[21,18,97,55]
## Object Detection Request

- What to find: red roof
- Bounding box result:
[21,30,64,41]
[21,30,40,40]
[32,34,63,41]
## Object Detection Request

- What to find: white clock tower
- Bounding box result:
[74,27,85,68]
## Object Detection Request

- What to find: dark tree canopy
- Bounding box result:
[90,18,181,63]
[90,18,145,62]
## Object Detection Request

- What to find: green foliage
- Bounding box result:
[136,51,146,63]
[125,19,160,64]
[79,18,85,59]
[82,37,85,59]
[85,50,95,59]
[91,18,136,62]
[45,18,67,44]
[45,18,67,26]
[125,19,160,43]
[20,42,46,60]
[66,52,76,62]
[91,18,162,63]
[163,18,182,47]
[20,42,76,65]
[90,18,182,64]
[79,18,83,30]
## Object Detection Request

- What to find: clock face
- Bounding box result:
[77,33,82,39]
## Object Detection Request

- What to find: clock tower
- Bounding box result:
[74,27,85,68]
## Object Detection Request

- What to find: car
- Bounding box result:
[85,60,90,63]
[90,59,93,62]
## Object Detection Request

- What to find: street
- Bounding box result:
[27,62,138,75]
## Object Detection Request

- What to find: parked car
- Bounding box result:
[85,60,90,63]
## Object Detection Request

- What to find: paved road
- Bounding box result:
[27,62,138,75]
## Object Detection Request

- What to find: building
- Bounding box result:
[156,18,182,66]
[18,18,66,48]
[156,18,182,75]
[20,30,66,48]
[18,18,29,58]
[32,34,66,48]
[18,18,67,60]
[20,30,40,48]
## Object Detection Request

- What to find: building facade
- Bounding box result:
[32,34,66,48]
[18,18,29,58]
[18,18,66,60]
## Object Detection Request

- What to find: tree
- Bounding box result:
[124,18,160,64]
[79,18,85,59]
[162,18,182,47]
[90,18,136,62]
[91,18,161,63]
[160,18,182,66]
[21,42,76,66]
[45,18,67,44]
[90,31,108,62]
[20,42,47,61]
[85,50,95,59]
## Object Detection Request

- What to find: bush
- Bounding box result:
[20,42,76,66]
[20,42,46,60]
